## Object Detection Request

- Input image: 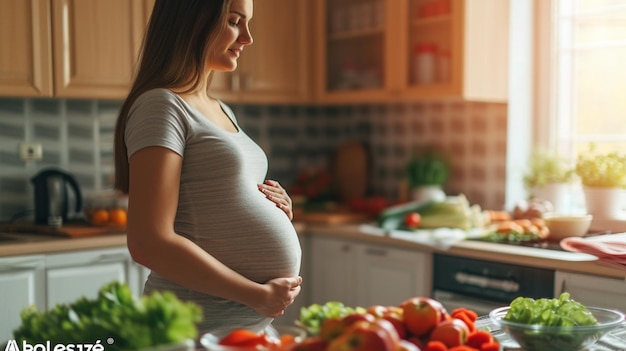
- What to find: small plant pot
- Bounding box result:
[411,185,446,203]
[583,186,625,219]
[530,183,572,213]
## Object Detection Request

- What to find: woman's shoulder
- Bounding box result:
[136,88,179,103]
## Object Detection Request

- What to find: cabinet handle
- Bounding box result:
[231,72,240,91]
[365,248,387,256]
[241,73,252,91]
[455,272,519,293]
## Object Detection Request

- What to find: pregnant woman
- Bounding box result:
[112,0,302,336]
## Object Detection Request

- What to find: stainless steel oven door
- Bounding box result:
[433,289,506,316]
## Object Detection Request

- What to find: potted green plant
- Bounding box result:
[523,149,576,212]
[405,150,450,203]
[575,144,626,218]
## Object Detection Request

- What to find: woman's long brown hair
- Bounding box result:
[113,0,231,194]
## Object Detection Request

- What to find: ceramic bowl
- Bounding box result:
[542,213,593,241]
[489,306,625,351]
[200,325,306,350]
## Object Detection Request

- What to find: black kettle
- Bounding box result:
[31,168,83,226]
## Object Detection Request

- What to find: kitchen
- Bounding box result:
[1,0,626,349]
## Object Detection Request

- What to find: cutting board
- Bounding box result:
[0,223,125,237]
[295,211,370,224]
[333,141,369,202]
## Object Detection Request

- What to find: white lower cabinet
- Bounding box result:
[355,243,431,307]
[555,271,626,312]
[309,235,431,308]
[0,247,145,343]
[45,247,136,307]
[0,255,45,343]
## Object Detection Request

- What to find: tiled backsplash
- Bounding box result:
[0,98,507,221]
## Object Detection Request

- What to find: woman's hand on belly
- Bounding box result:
[258,180,293,221]
[249,275,302,318]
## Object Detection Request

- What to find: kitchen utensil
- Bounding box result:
[31,168,83,226]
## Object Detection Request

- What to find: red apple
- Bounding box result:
[366,305,407,339]
[397,339,423,351]
[319,313,376,342]
[428,318,470,348]
[406,336,426,350]
[400,297,447,337]
[366,305,390,318]
[290,336,328,351]
[327,319,400,351]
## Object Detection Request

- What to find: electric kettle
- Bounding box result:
[31,168,83,226]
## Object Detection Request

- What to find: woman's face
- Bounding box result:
[208,0,254,72]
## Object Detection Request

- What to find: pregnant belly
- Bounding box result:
[195,196,302,283]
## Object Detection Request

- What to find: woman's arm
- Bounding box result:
[126,146,301,317]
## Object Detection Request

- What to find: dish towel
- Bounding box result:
[560,233,626,270]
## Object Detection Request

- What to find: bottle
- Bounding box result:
[413,43,437,84]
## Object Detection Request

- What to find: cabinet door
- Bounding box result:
[401,0,509,101]
[51,0,149,98]
[0,0,52,97]
[315,0,508,103]
[309,236,358,306]
[555,271,626,312]
[314,0,399,104]
[212,0,311,104]
[356,244,431,307]
[0,255,45,342]
[45,248,132,307]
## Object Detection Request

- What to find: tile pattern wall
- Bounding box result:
[0,98,507,221]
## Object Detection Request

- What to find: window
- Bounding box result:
[532,0,626,219]
[535,0,626,157]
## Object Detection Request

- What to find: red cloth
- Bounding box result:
[561,234,626,269]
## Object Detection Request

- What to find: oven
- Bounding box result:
[432,253,555,316]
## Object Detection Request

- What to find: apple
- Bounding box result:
[366,305,390,318]
[400,297,447,337]
[327,319,400,351]
[366,305,407,339]
[289,336,327,351]
[428,318,470,348]
[406,336,426,350]
[319,312,376,342]
[397,339,422,351]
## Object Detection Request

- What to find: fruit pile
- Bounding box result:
[218,297,500,351]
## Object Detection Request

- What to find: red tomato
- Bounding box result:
[404,212,422,229]
[219,329,277,347]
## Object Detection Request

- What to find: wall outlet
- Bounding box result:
[19,143,43,161]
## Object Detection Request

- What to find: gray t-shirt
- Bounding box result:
[125,88,302,335]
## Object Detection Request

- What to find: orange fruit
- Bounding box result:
[91,209,110,226]
[108,208,127,227]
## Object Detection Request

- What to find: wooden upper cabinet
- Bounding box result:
[0,0,53,97]
[51,0,151,99]
[211,0,312,104]
[315,0,509,103]
[314,0,397,104]
[399,0,509,102]
[0,0,152,98]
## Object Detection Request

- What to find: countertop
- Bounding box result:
[1,221,625,280]
[303,222,626,279]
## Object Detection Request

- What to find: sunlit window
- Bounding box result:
[536,0,626,156]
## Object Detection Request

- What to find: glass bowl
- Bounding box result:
[200,325,306,350]
[489,306,625,351]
